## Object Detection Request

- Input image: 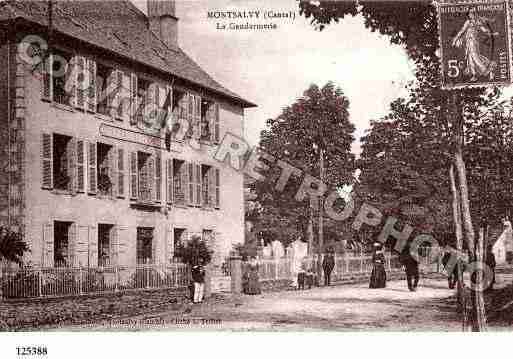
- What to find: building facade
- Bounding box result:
[0,0,255,270]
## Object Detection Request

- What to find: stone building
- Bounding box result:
[0,0,255,269]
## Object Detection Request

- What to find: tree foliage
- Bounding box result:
[0,227,28,265]
[250,82,356,247]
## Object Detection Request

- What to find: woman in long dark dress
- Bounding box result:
[243,257,261,295]
[369,243,387,288]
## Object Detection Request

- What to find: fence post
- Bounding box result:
[229,256,242,295]
[114,265,119,292]
[387,255,391,271]
[275,258,279,280]
[38,268,42,298]
[146,258,150,289]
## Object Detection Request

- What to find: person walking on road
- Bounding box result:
[322,248,335,286]
[400,248,419,292]
[369,243,387,288]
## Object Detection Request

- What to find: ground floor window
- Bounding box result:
[173,228,187,262]
[54,221,73,267]
[137,227,154,264]
[98,224,114,267]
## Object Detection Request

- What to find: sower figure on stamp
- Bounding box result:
[400,247,419,292]
[322,248,335,286]
[191,258,206,304]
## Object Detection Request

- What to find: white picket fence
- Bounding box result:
[0,263,190,300]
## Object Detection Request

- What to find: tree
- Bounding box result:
[251,82,356,260]
[175,235,212,265]
[0,227,28,265]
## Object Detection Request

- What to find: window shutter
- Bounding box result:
[76,140,85,193]
[215,168,220,208]
[155,154,162,203]
[73,56,86,110]
[194,96,201,139]
[88,225,98,267]
[120,72,131,121]
[68,223,77,267]
[88,142,97,194]
[41,133,53,189]
[130,73,138,125]
[109,145,118,198]
[148,155,155,202]
[180,162,188,205]
[208,166,216,207]
[195,163,202,206]
[187,162,194,206]
[42,222,54,267]
[41,54,52,99]
[166,158,173,204]
[117,226,132,266]
[110,225,118,266]
[107,70,117,117]
[86,58,97,112]
[117,148,125,198]
[67,137,77,194]
[130,151,138,199]
[114,70,123,120]
[214,103,220,143]
[76,225,89,267]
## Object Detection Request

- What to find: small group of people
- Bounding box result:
[369,242,419,292]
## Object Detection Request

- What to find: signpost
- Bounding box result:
[437,0,512,89]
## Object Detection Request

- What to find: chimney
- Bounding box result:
[148,1,178,48]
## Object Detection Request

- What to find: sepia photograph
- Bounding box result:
[0,1,513,351]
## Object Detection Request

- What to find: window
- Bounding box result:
[96,62,115,116]
[98,224,114,267]
[173,159,186,205]
[136,78,151,124]
[54,221,74,267]
[52,49,73,106]
[137,227,154,264]
[97,143,114,196]
[173,228,187,262]
[137,152,153,202]
[201,164,215,208]
[53,134,73,191]
[201,99,213,141]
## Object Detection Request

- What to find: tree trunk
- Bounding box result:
[308,197,314,255]
[452,91,487,332]
[317,149,325,283]
[449,165,465,311]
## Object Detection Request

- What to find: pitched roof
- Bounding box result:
[0,0,256,108]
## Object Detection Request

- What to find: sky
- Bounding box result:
[132,0,415,155]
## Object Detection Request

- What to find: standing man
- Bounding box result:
[485,244,496,291]
[322,248,335,286]
[400,249,420,292]
[191,259,206,303]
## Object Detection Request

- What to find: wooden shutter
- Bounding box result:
[181,161,189,205]
[214,103,220,143]
[215,168,220,208]
[107,70,117,117]
[130,73,138,125]
[41,133,53,189]
[117,148,125,198]
[155,154,162,203]
[195,163,202,206]
[109,145,118,197]
[86,58,97,112]
[67,137,77,194]
[148,156,155,202]
[187,162,194,206]
[115,70,124,120]
[120,72,131,121]
[88,142,97,194]
[76,225,89,267]
[166,158,173,204]
[42,222,54,267]
[88,225,98,267]
[130,151,138,199]
[72,56,85,110]
[208,166,216,207]
[76,140,85,193]
[117,226,133,266]
[194,95,201,139]
[41,54,52,99]
[68,223,77,267]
